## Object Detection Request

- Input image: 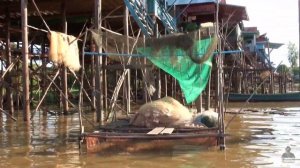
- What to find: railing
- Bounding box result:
[124,0,155,37]
[124,0,178,36]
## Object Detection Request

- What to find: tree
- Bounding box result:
[287,42,299,68]
[277,64,289,73]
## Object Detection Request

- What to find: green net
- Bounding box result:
[137,35,215,104]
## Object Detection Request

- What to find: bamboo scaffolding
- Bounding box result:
[33,69,60,117]
[106,30,141,122]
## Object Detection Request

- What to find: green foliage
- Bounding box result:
[287,42,299,68]
[292,66,300,75]
[277,64,289,73]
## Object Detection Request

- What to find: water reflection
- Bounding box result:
[0,104,299,167]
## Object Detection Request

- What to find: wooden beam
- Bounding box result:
[21,0,31,121]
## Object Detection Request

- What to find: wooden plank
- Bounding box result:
[160,128,174,135]
[147,127,165,135]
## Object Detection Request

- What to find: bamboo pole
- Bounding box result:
[164,73,168,97]
[5,8,14,115]
[30,0,51,32]
[216,0,225,150]
[34,70,60,116]
[124,7,131,114]
[151,19,161,100]
[61,0,69,114]
[299,0,300,91]
[79,29,88,134]
[0,59,3,110]
[90,42,96,109]
[41,36,46,107]
[205,74,211,110]
[21,0,31,121]
[0,108,17,121]
[95,0,104,124]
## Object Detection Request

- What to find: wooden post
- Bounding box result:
[195,95,202,113]
[216,1,225,150]
[94,0,104,124]
[30,49,33,102]
[0,39,3,111]
[103,55,108,110]
[153,22,161,100]
[5,8,14,115]
[21,0,31,121]
[134,69,138,102]
[299,0,300,91]
[143,58,148,103]
[41,37,47,104]
[0,59,3,110]
[164,73,168,97]
[124,7,131,114]
[61,0,69,114]
[90,42,96,109]
[204,74,211,110]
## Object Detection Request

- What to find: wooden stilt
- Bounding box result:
[124,7,131,114]
[94,0,104,124]
[103,55,108,111]
[61,0,69,114]
[90,42,96,109]
[41,37,46,106]
[30,50,33,105]
[216,2,225,150]
[205,74,211,110]
[143,58,148,103]
[16,42,21,111]
[21,0,31,121]
[134,69,138,102]
[156,69,161,99]
[164,73,168,97]
[195,95,202,113]
[5,8,14,115]
[0,59,3,110]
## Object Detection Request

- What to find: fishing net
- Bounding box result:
[90,29,143,64]
[48,31,81,71]
[90,28,216,104]
[137,30,217,104]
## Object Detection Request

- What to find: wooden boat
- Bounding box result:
[227,92,300,102]
[80,127,220,153]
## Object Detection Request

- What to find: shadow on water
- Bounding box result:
[0,102,299,167]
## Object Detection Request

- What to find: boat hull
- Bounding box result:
[227,92,300,102]
[81,127,219,153]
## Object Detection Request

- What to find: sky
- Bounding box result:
[226,0,299,66]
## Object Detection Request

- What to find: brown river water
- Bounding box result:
[0,102,300,168]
